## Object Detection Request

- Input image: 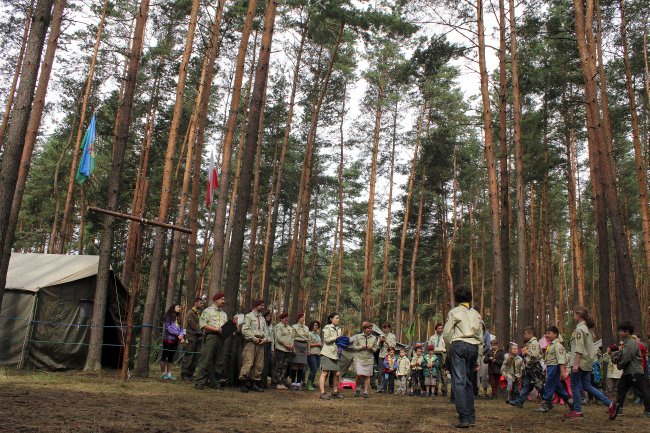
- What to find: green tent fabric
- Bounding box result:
[0,253,128,370]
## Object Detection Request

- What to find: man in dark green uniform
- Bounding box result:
[181,297,204,381]
[194,292,232,390]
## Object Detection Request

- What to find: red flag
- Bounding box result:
[206,151,218,206]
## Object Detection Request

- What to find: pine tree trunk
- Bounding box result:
[323,213,340,318]
[498,0,511,331]
[445,153,458,311]
[136,0,203,377]
[619,0,650,280]
[284,23,344,318]
[185,0,227,307]
[57,0,108,253]
[478,0,508,343]
[49,109,78,252]
[395,103,427,339]
[0,0,33,150]
[362,80,385,319]
[84,0,150,372]
[508,0,527,338]
[335,85,345,313]
[209,0,259,298]
[223,31,260,285]
[380,101,398,313]
[243,96,266,308]
[573,0,641,337]
[223,0,278,317]
[409,176,425,335]
[259,25,306,303]
[0,0,65,288]
[0,0,53,310]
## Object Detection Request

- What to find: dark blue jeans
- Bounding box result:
[570,368,611,413]
[451,341,479,423]
[307,354,320,385]
[541,365,571,402]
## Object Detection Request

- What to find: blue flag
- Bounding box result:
[76,114,97,184]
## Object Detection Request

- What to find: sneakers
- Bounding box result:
[331,392,344,399]
[319,392,330,400]
[563,411,584,419]
[306,383,315,391]
[354,390,361,398]
[276,384,288,390]
[363,392,369,399]
[507,400,523,409]
[167,374,176,380]
[250,382,264,392]
[455,421,470,429]
[161,373,168,380]
[608,403,618,421]
[194,384,205,390]
[566,398,574,411]
[535,401,551,413]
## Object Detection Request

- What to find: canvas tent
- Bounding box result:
[0,253,128,370]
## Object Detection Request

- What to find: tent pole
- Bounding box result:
[18,294,38,369]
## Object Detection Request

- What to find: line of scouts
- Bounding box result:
[179,290,649,428]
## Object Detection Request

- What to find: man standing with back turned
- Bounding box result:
[443,285,483,429]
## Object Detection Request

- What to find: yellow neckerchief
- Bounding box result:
[192,306,199,314]
[459,302,470,309]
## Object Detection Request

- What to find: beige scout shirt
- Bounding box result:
[397,356,411,376]
[523,337,543,364]
[274,322,294,352]
[429,332,447,354]
[321,324,342,360]
[411,353,425,371]
[241,311,268,343]
[379,332,397,358]
[199,305,228,331]
[603,353,623,379]
[353,333,379,366]
[545,338,567,366]
[442,303,483,353]
[292,323,309,342]
[309,331,322,355]
[569,321,595,371]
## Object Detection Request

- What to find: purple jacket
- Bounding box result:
[163,319,184,343]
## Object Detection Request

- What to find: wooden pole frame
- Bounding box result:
[87,206,191,234]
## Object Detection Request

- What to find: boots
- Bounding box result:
[250,381,264,392]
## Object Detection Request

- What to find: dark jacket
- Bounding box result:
[484,347,505,375]
[616,337,644,376]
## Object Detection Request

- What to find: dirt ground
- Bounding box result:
[1,368,648,433]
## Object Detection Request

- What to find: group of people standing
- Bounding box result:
[159,288,649,429]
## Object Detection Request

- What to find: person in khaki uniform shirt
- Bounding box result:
[429,323,448,396]
[603,344,623,396]
[536,326,573,413]
[272,312,294,390]
[319,313,343,400]
[442,285,483,428]
[194,292,231,390]
[501,343,523,402]
[508,326,544,407]
[238,299,268,393]
[352,321,379,398]
[396,348,411,395]
[377,324,397,391]
[290,313,310,390]
[566,305,616,419]
[181,297,204,381]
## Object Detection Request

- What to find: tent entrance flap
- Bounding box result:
[0,292,36,366]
